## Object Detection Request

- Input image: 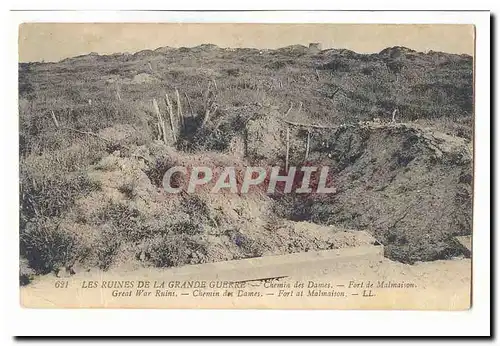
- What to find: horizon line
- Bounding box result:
[18,44,474,64]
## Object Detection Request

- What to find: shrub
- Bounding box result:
[320,59,351,72]
[384,237,464,264]
[19,258,35,285]
[118,179,139,199]
[20,171,101,221]
[145,234,209,267]
[145,154,177,187]
[20,218,87,274]
[91,201,144,241]
[94,225,123,270]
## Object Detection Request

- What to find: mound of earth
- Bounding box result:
[269,121,472,263]
[27,129,378,274]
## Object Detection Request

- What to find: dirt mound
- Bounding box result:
[245,110,285,162]
[22,136,377,274]
[273,121,472,263]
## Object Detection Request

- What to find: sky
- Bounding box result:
[19,23,474,63]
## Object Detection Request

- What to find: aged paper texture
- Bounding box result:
[19,23,474,309]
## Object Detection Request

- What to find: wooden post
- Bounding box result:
[285,127,290,173]
[392,108,398,123]
[50,110,59,128]
[153,98,169,144]
[156,122,161,141]
[175,89,183,127]
[165,94,177,142]
[184,92,194,117]
[152,98,161,140]
[116,84,121,101]
[305,130,311,160]
[201,109,210,128]
[284,103,293,117]
[201,105,216,129]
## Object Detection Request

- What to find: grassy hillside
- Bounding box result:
[18,44,473,283]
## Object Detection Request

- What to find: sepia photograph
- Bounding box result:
[18,22,475,310]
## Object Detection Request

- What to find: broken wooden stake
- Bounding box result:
[392,108,399,123]
[164,94,177,142]
[175,89,183,127]
[305,130,311,160]
[284,103,293,117]
[184,92,194,117]
[285,127,290,173]
[156,122,161,141]
[153,98,169,144]
[50,110,59,128]
[201,105,216,129]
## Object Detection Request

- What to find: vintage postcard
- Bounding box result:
[18,23,474,309]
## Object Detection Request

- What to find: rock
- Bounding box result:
[56,267,70,278]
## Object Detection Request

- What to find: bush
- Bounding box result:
[20,218,87,274]
[91,201,145,241]
[384,236,464,264]
[19,258,35,285]
[145,154,177,187]
[145,234,209,267]
[94,225,123,270]
[320,59,351,72]
[20,171,101,221]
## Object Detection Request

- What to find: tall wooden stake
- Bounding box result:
[285,127,290,173]
[165,93,177,142]
[305,130,310,160]
[116,84,121,101]
[50,110,59,128]
[284,103,293,117]
[156,123,161,141]
[175,89,183,127]
[153,98,168,144]
[184,92,194,117]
